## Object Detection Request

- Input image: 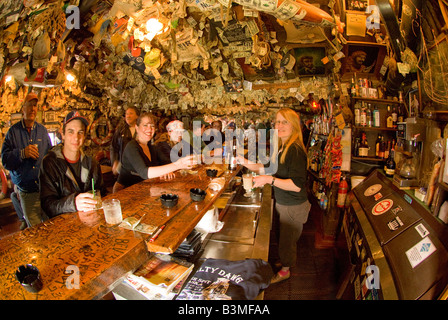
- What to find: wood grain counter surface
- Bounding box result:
[0,164,239,300]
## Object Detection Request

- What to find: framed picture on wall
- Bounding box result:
[346,0,369,12]
[44,111,56,123]
[341,41,387,79]
[290,45,327,76]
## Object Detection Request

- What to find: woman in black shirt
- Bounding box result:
[238,108,310,284]
[115,113,196,191]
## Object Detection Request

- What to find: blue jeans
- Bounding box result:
[17,190,47,227]
[10,191,24,222]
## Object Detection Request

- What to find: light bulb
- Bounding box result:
[66,73,75,82]
[146,18,163,34]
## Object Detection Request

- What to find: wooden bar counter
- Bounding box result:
[0,164,239,300]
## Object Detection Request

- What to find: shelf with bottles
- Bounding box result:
[353,125,397,132]
[309,178,330,212]
[352,131,397,163]
[352,100,404,130]
[352,96,403,105]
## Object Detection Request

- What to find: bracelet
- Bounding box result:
[271,177,275,186]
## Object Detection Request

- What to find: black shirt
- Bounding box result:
[117,140,162,188]
[266,142,308,205]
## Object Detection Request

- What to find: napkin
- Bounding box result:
[208,177,225,191]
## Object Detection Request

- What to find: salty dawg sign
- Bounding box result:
[176,258,273,300]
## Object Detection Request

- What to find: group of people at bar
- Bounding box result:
[1,92,311,285]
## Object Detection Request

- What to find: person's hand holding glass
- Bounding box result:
[242,173,254,197]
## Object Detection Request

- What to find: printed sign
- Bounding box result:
[364,184,382,197]
[405,237,437,268]
[371,199,393,216]
[415,223,430,238]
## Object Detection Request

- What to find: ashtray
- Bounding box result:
[160,193,179,208]
[15,264,43,293]
[206,169,218,177]
[190,188,206,202]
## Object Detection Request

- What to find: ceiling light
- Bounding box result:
[146,18,163,34]
[66,73,75,82]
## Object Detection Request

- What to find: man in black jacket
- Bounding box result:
[39,111,104,218]
[110,106,139,175]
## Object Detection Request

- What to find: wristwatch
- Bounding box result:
[271,176,275,186]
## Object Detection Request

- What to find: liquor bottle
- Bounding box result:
[354,102,361,126]
[359,132,369,157]
[384,140,391,159]
[373,104,380,127]
[375,134,382,157]
[350,77,356,97]
[228,140,237,171]
[386,105,393,128]
[397,104,404,123]
[353,137,360,157]
[360,102,367,127]
[366,103,372,127]
[378,136,385,159]
[391,105,398,128]
[384,148,396,177]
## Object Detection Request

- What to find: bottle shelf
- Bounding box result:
[438,181,448,192]
[352,96,403,104]
[354,126,397,132]
[352,156,386,162]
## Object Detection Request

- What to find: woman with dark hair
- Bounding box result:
[238,108,310,284]
[114,113,196,192]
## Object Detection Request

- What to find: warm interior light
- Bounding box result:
[146,18,163,34]
[5,75,13,82]
[66,73,75,82]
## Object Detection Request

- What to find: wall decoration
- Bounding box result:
[44,111,56,123]
[291,45,327,76]
[345,0,369,12]
[341,41,387,79]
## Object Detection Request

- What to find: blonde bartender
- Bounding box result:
[238,108,310,284]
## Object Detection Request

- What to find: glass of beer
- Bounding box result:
[242,173,253,197]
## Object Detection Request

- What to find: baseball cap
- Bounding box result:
[166,120,184,132]
[24,92,38,103]
[64,110,89,127]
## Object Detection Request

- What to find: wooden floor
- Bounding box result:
[263,208,341,300]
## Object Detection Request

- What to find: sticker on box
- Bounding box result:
[405,237,437,268]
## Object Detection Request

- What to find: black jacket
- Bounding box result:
[39,144,104,218]
[110,123,135,165]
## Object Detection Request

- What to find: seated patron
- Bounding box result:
[39,111,105,218]
[114,112,196,192]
